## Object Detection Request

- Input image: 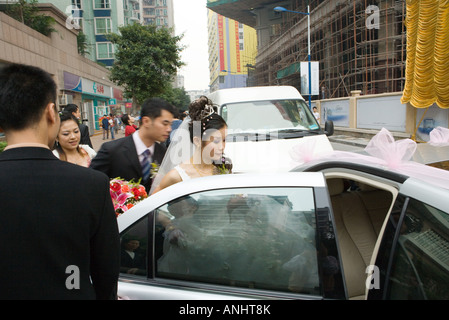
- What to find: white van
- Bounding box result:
[208,85,334,173]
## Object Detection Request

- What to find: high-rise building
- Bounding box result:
[140,0,174,32]
[36,0,141,67]
[36,0,175,66]
[207,9,257,91]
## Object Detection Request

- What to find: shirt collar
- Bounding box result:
[132,130,155,156]
[4,143,50,151]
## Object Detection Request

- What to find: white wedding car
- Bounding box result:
[117,151,449,300]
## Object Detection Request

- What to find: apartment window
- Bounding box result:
[73,18,83,30]
[97,42,114,59]
[94,0,110,9]
[71,0,82,9]
[95,18,112,34]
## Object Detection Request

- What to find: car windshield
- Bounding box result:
[221,99,320,134]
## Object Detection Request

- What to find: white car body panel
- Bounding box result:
[225,134,334,173]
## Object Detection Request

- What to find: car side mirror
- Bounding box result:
[324,120,334,136]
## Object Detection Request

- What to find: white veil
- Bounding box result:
[150,103,230,194]
[150,116,195,194]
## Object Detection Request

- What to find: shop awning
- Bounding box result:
[401,0,449,109]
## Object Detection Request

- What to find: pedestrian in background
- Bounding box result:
[0,63,120,299]
[114,114,121,135]
[101,114,110,140]
[90,97,176,193]
[108,113,115,140]
[64,103,93,148]
[313,106,320,122]
[121,113,138,137]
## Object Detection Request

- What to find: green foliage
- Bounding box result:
[5,0,56,36]
[0,141,7,153]
[160,87,191,111]
[107,23,185,105]
[77,31,90,56]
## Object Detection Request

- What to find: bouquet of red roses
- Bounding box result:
[110,177,148,217]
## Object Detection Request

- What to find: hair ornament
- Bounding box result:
[200,105,215,120]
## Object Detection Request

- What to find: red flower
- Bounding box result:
[109,177,148,217]
[131,187,140,198]
[111,182,121,193]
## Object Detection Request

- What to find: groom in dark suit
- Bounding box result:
[90,97,176,193]
[0,64,120,299]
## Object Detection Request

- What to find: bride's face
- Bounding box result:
[201,126,227,162]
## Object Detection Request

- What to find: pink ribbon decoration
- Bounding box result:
[429,127,449,146]
[364,128,417,170]
[291,128,449,190]
[289,137,317,167]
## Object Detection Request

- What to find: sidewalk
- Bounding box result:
[328,134,371,148]
[328,127,411,148]
[90,128,125,152]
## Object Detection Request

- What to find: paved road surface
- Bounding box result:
[91,128,125,152]
[90,130,366,155]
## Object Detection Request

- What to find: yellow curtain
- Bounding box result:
[401,0,449,109]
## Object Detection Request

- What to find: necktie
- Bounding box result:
[141,149,151,183]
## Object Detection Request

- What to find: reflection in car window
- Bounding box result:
[155,187,320,295]
[120,217,148,277]
[387,199,449,299]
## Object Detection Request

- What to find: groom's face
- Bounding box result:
[143,109,174,142]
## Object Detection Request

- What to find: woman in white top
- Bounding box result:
[151,96,232,194]
[53,111,97,167]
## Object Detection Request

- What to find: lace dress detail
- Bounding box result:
[174,165,191,181]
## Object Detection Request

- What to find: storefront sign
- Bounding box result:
[63,71,82,92]
[81,78,111,97]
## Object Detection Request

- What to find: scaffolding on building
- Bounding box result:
[254,0,407,99]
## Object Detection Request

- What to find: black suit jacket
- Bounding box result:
[0,147,120,300]
[79,123,93,148]
[90,135,166,192]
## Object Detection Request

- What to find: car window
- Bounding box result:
[154,187,321,295]
[224,99,319,133]
[387,198,449,299]
[120,217,148,277]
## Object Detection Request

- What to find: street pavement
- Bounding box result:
[90,128,370,154]
[91,128,126,152]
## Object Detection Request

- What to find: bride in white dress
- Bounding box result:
[150,96,232,194]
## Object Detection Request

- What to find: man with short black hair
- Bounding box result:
[0,63,120,300]
[90,97,176,192]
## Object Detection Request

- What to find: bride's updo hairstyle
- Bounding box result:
[188,95,227,143]
[188,95,232,173]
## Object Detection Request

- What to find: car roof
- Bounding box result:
[209,85,305,106]
[291,151,449,191]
